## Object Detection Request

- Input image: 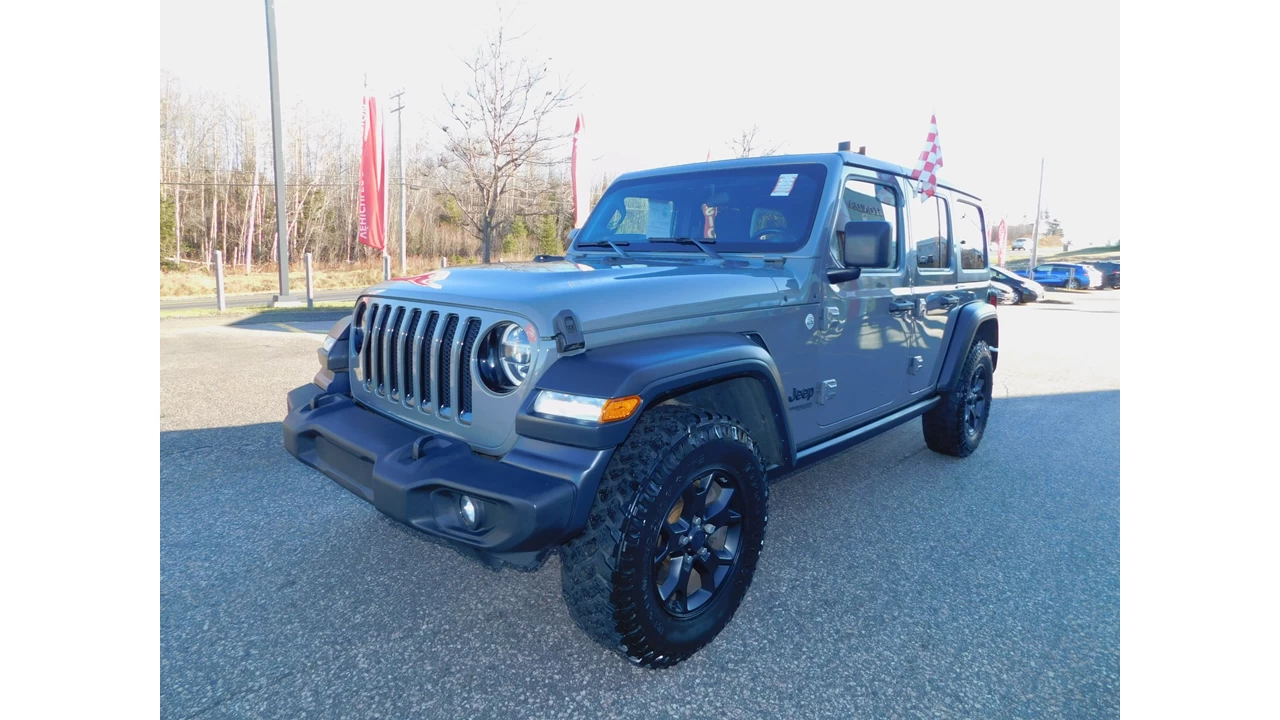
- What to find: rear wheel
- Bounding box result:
[559,406,769,668]
[923,341,994,457]
[1066,278,1082,290]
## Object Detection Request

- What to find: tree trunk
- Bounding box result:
[174,188,182,263]
[244,158,260,274]
[209,176,218,264]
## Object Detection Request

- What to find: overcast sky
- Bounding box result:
[161,0,1119,244]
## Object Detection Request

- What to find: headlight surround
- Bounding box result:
[477,321,534,394]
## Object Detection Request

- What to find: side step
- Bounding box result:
[792,396,941,468]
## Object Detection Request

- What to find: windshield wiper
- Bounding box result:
[574,239,631,258]
[647,237,723,260]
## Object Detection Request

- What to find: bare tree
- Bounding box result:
[436,20,578,263]
[726,125,782,158]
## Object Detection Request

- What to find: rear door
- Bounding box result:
[906,191,956,396]
[953,198,991,302]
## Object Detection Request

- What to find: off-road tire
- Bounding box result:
[922,340,994,457]
[559,405,768,668]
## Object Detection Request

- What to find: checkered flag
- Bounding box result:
[910,115,943,201]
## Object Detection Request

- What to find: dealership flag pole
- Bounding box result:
[264,0,298,306]
[1029,158,1044,271]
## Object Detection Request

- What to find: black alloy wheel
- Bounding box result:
[652,469,745,617]
[963,365,991,439]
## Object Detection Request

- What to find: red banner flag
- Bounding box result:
[571,114,589,229]
[357,96,387,251]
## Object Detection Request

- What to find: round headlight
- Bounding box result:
[500,324,532,385]
[477,322,534,394]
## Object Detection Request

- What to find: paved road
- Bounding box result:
[160,288,362,311]
[161,290,1120,719]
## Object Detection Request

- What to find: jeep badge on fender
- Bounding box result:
[283,147,998,668]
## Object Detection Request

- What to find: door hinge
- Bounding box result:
[824,306,840,331]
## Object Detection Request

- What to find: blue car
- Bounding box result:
[1016,262,1102,290]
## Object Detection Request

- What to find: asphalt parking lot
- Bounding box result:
[161,290,1120,719]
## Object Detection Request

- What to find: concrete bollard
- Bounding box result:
[441,256,448,269]
[383,254,391,281]
[214,250,226,313]
[304,252,314,309]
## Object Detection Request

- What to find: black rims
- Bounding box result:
[964,365,991,438]
[652,469,745,617]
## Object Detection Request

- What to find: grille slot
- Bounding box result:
[437,314,460,414]
[386,307,406,398]
[418,311,439,408]
[459,318,481,418]
[401,309,421,402]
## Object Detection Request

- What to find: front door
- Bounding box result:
[814,171,913,429]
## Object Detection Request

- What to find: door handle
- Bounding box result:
[889,298,914,315]
[939,294,961,309]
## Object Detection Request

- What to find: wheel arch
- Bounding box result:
[936,302,999,393]
[516,332,795,469]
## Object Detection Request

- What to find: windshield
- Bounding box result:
[574,163,828,254]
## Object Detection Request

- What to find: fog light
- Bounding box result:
[458,495,479,528]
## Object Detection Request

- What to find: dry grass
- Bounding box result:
[159,254,538,298]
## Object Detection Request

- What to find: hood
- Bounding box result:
[358,259,792,339]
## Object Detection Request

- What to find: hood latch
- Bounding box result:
[553,310,586,354]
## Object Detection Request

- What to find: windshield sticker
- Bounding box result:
[771,173,798,197]
[646,201,674,237]
[701,204,719,239]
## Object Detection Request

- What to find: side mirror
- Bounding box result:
[828,220,892,283]
[567,228,580,243]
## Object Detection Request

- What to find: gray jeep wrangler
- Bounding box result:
[283,149,999,668]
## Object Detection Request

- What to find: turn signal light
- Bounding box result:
[600,396,642,423]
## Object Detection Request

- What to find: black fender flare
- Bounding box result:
[935,301,999,393]
[515,332,794,462]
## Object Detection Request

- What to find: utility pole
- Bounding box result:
[1029,158,1044,273]
[264,0,298,306]
[390,90,406,275]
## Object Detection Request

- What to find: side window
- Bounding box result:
[955,201,987,270]
[915,196,951,270]
[836,176,900,269]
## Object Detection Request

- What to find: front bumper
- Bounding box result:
[283,383,612,567]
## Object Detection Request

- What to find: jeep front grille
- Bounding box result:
[352,299,483,424]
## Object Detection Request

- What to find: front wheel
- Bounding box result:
[922,341,994,457]
[559,406,769,668]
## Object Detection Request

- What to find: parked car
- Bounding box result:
[283,149,1000,668]
[1011,237,1029,251]
[991,266,1044,303]
[1089,261,1120,289]
[1017,262,1102,290]
[991,280,1018,305]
